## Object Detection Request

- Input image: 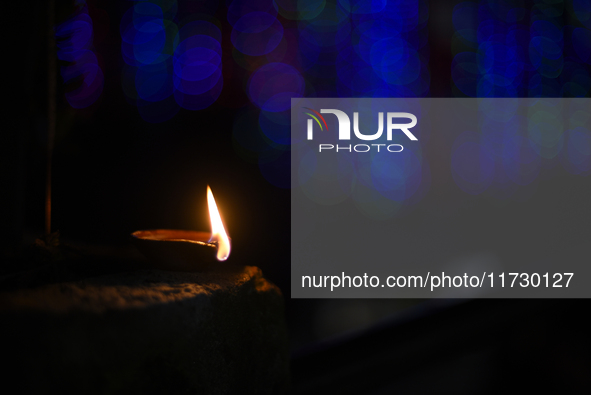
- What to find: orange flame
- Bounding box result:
[207,186,231,261]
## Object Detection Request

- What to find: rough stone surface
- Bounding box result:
[0,266,289,394]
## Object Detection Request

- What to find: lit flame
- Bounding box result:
[207,186,231,261]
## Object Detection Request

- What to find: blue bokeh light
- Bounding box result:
[248,63,305,112]
[55,4,104,108]
[120,2,222,121]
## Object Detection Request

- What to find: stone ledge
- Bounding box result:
[1,265,289,394]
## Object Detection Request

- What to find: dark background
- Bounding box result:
[2,1,590,393]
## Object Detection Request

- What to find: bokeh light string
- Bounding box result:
[526,1,591,177]
[228,0,301,189]
[250,62,305,189]
[55,2,104,108]
[120,1,223,122]
[173,19,223,111]
[289,1,432,219]
[120,0,179,122]
[228,0,284,56]
[450,2,526,198]
[450,0,591,199]
[343,1,431,218]
[450,1,535,197]
[561,0,591,175]
[339,0,430,97]
[528,0,564,97]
